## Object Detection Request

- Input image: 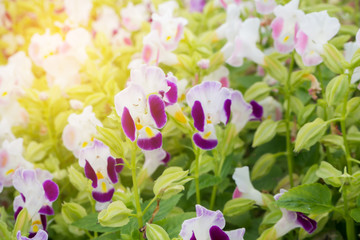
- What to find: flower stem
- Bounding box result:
[194,147,201,204]
[285,51,295,188]
[131,143,143,236]
[343,184,356,240]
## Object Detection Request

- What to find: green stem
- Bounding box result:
[131,143,143,236]
[143,197,157,216]
[209,185,218,210]
[340,76,352,175]
[285,51,295,188]
[343,185,356,240]
[194,147,201,204]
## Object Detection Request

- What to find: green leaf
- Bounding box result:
[316,161,342,187]
[0,221,11,240]
[294,118,328,152]
[276,183,334,214]
[302,164,319,185]
[298,104,316,126]
[145,223,170,240]
[223,198,256,217]
[252,119,278,147]
[244,82,271,102]
[143,194,183,222]
[322,44,346,74]
[320,134,344,150]
[96,126,124,158]
[350,208,360,223]
[12,208,30,238]
[93,232,120,240]
[251,153,276,181]
[263,55,288,84]
[187,174,221,199]
[325,75,348,107]
[154,213,195,238]
[72,213,118,233]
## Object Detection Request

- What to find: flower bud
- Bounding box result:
[98,201,132,227]
[61,202,87,224]
[145,223,170,240]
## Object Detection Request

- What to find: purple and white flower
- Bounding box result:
[295,11,340,66]
[79,140,123,210]
[121,2,149,32]
[271,0,304,54]
[232,166,264,206]
[180,205,245,240]
[255,0,277,15]
[186,81,232,150]
[273,189,317,238]
[13,169,59,237]
[17,230,48,240]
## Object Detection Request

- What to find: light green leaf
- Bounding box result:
[295,118,328,152]
[244,82,271,102]
[276,183,333,214]
[251,153,276,181]
[350,208,360,223]
[223,198,255,217]
[252,119,278,147]
[187,174,221,199]
[146,223,170,240]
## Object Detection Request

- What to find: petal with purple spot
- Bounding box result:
[107,157,118,184]
[148,94,167,128]
[193,133,218,150]
[121,107,136,141]
[39,205,54,215]
[85,160,98,188]
[43,180,59,202]
[190,232,197,240]
[223,99,231,125]
[137,130,162,150]
[165,80,178,105]
[115,158,124,173]
[192,101,205,132]
[92,188,115,203]
[296,212,317,234]
[41,214,47,230]
[14,206,23,220]
[250,100,263,120]
[209,225,230,240]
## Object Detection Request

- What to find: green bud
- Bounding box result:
[61,202,87,224]
[0,221,11,240]
[252,119,279,147]
[322,44,346,74]
[98,201,132,228]
[325,75,349,106]
[320,134,344,150]
[329,35,351,49]
[302,164,319,185]
[153,167,191,199]
[263,55,288,84]
[244,82,271,102]
[298,104,316,126]
[12,208,30,238]
[294,118,328,152]
[68,166,88,192]
[145,223,170,240]
[223,198,256,217]
[251,154,276,181]
[95,126,124,159]
[257,227,277,240]
[316,161,342,187]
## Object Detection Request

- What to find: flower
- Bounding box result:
[13,169,59,237]
[255,0,277,14]
[230,91,263,133]
[344,42,360,84]
[0,138,33,193]
[180,205,245,240]
[62,106,103,158]
[121,2,149,32]
[258,96,282,121]
[271,0,304,53]
[64,0,93,26]
[203,66,230,88]
[79,140,123,210]
[295,11,340,66]
[220,17,265,67]
[272,189,317,238]
[186,81,232,150]
[232,166,264,206]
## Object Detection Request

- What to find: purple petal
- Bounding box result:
[85,160,98,188]
[42,180,59,202]
[161,151,171,165]
[14,206,23,220]
[21,193,26,202]
[115,158,124,173]
[190,232,197,240]
[148,95,167,128]
[192,101,205,132]
[232,187,242,199]
[296,212,317,234]
[92,188,115,203]
[107,157,118,184]
[165,80,178,105]
[39,205,54,215]
[190,0,206,12]
[209,226,230,240]
[41,214,47,230]
[19,229,48,240]
[122,107,136,141]
[137,132,162,150]
[250,100,263,120]
[224,99,231,125]
[195,205,225,228]
[193,133,218,150]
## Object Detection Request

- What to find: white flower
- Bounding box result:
[64,0,93,26]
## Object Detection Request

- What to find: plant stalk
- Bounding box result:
[131,143,143,237]
[195,147,201,204]
[285,51,295,188]
[343,184,356,240]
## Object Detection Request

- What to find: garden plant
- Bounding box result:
[1,0,360,239]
